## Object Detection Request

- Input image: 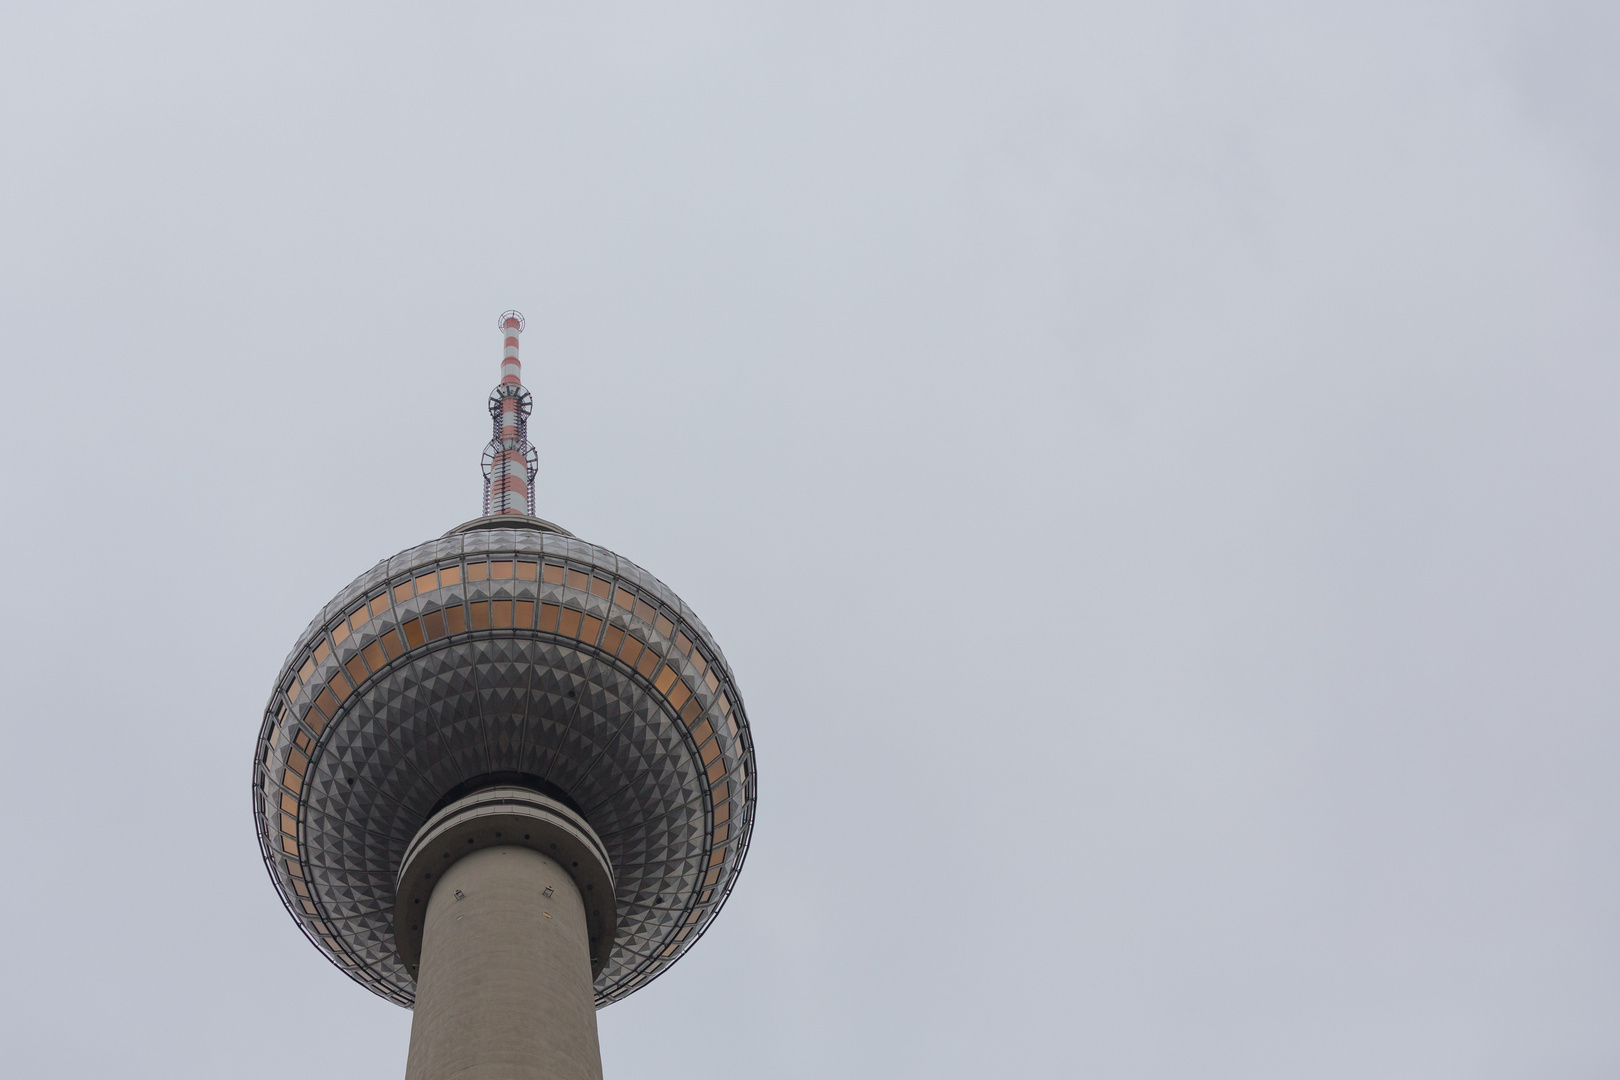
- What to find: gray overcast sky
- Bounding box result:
[2,3,1617,1078]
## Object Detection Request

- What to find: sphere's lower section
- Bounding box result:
[405,842,602,1080]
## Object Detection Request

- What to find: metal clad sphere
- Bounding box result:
[251,519,757,1006]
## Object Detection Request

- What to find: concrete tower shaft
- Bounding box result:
[398,787,613,1080]
[406,846,602,1080]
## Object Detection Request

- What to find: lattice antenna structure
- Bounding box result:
[481,311,539,516]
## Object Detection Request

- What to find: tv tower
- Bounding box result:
[252,313,757,1079]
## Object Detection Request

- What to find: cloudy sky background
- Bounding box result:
[2,3,1618,1077]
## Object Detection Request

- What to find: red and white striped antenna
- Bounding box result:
[481,311,538,516]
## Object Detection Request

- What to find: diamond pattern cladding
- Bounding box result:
[250,525,757,1008]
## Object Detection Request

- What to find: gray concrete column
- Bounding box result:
[394,786,616,1080]
[403,844,603,1080]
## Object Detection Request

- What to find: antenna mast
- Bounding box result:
[481,311,538,516]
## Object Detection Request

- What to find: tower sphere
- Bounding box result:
[252,319,757,1012]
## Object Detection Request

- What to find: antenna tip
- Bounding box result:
[499,310,526,334]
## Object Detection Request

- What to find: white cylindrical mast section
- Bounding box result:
[501,316,523,385]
